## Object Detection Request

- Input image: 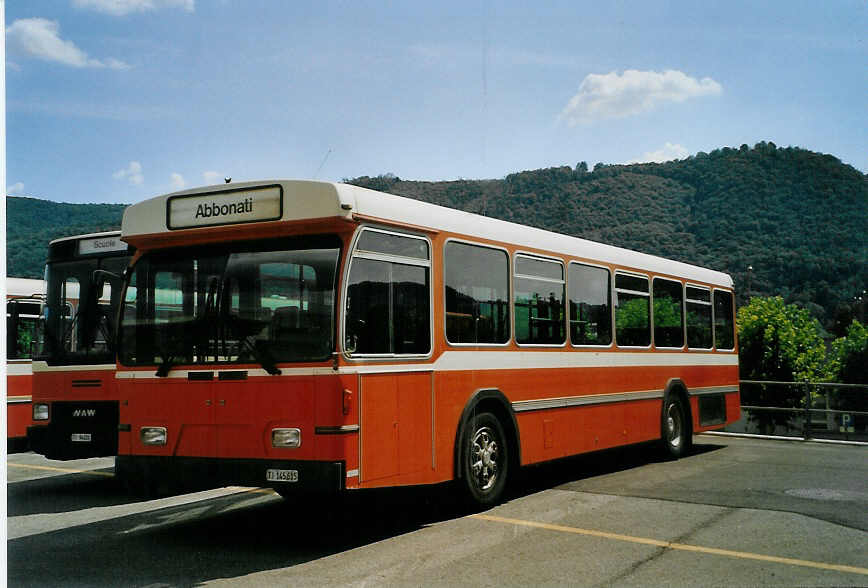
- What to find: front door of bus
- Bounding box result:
[360,371,434,485]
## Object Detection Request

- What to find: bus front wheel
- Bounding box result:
[662,394,691,459]
[461,412,509,507]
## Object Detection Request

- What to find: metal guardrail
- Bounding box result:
[728,380,868,442]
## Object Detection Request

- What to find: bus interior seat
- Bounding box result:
[270,306,299,343]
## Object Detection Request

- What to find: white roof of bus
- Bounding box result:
[7,277,45,298]
[122,179,733,288]
[49,230,122,246]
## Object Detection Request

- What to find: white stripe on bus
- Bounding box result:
[513,385,739,413]
[7,363,33,376]
[513,390,664,412]
[31,361,116,373]
[115,351,738,379]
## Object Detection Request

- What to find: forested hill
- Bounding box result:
[6,198,126,280]
[348,143,866,334]
[6,143,866,333]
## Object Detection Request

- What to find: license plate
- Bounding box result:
[266,468,299,483]
[71,433,92,442]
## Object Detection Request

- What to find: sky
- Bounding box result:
[4,0,867,205]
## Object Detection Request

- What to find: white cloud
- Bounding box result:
[170,173,186,190]
[630,142,690,164]
[560,69,722,125]
[7,182,25,195]
[113,161,144,185]
[5,18,129,69]
[202,171,223,185]
[103,57,131,70]
[73,0,195,16]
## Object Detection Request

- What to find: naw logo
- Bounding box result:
[73,409,96,418]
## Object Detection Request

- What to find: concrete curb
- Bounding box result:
[702,431,868,447]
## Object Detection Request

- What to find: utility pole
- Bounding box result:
[746,265,753,301]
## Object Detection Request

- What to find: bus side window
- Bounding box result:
[5,300,41,359]
[569,263,612,346]
[686,286,713,349]
[514,255,565,345]
[615,273,650,347]
[713,290,735,350]
[652,278,684,348]
[445,242,509,345]
[345,229,431,356]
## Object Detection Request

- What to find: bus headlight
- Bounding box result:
[272,428,301,448]
[140,427,167,446]
[33,403,49,421]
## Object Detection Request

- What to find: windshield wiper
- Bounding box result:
[154,325,182,377]
[155,353,176,378]
[223,315,281,375]
[222,311,282,376]
[238,335,281,375]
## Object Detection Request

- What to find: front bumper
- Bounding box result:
[115,455,345,494]
[27,401,119,460]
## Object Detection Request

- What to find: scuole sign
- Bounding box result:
[167,185,283,229]
[78,235,128,255]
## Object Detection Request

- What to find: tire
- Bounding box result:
[461,412,509,507]
[662,394,692,459]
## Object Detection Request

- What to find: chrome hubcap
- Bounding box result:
[471,426,500,492]
[667,403,682,448]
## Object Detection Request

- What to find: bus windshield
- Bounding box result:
[41,256,130,365]
[118,236,340,371]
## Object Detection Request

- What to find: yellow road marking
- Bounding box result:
[7,462,115,477]
[471,513,868,577]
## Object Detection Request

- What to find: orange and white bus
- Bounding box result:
[115,180,738,504]
[7,277,45,451]
[28,232,134,460]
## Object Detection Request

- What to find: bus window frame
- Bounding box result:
[712,287,737,352]
[614,270,652,350]
[7,298,43,360]
[567,260,615,349]
[341,225,434,361]
[651,276,686,351]
[512,251,567,348]
[443,238,512,348]
[685,283,714,351]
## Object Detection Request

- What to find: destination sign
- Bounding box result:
[78,235,129,256]
[167,185,282,229]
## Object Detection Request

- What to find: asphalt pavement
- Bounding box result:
[7,434,867,587]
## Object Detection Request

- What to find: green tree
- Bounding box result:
[737,297,827,432]
[825,320,868,428]
[653,296,681,328]
[827,321,868,384]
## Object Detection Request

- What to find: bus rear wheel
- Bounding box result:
[461,412,509,507]
[662,394,691,459]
